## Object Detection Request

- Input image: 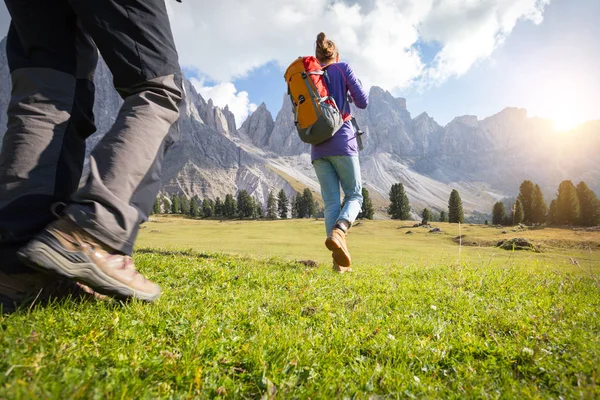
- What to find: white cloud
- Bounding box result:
[190,78,257,127]
[0,1,550,120]
[167,0,549,92]
[419,0,550,84]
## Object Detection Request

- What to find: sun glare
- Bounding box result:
[523,70,594,134]
[553,115,585,132]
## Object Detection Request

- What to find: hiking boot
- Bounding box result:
[0,270,104,315]
[325,227,351,267]
[17,218,161,302]
[332,260,352,273]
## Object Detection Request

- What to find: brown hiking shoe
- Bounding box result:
[332,260,352,274]
[325,227,351,267]
[0,270,104,315]
[17,218,161,302]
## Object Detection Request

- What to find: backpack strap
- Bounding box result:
[323,64,351,120]
[301,71,321,122]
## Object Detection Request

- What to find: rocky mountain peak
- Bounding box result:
[197,97,237,137]
[238,102,275,148]
[450,115,479,127]
[266,94,309,156]
[413,112,432,122]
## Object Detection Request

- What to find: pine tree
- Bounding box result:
[548,199,558,225]
[162,197,171,214]
[202,198,214,218]
[189,198,199,218]
[315,205,325,219]
[492,202,506,225]
[531,184,548,225]
[237,190,254,219]
[197,198,205,218]
[514,199,525,225]
[290,196,298,219]
[503,212,513,227]
[421,208,431,225]
[277,189,289,219]
[302,189,316,218]
[266,191,277,219]
[439,210,448,222]
[448,189,464,223]
[517,180,535,224]
[171,194,180,214]
[387,183,410,220]
[576,181,600,226]
[152,198,161,215]
[555,180,580,225]
[294,195,304,218]
[358,187,374,219]
[214,197,224,217]
[180,195,190,215]
[255,202,264,219]
[224,194,236,218]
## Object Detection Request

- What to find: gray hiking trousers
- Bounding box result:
[0,0,183,268]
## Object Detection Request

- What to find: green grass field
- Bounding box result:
[138,216,599,272]
[1,217,599,398]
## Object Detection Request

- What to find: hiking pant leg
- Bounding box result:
[0,0,97,272]
[313,157,342,236]
[64,0,183,255]
[330,155,363,226]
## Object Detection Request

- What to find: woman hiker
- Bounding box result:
[311,32,369,273]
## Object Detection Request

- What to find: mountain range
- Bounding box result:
[1,38,599,219]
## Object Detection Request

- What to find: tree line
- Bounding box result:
[493,180,600,227]
[387,182,464,223]
[152,187,376,221]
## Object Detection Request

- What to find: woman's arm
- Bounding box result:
[344,64,368,109]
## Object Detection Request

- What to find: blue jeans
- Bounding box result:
[313,156,363,236]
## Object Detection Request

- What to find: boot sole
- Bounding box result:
[325,237,351,267]
[332,265,353,273]
[17,239,160,302]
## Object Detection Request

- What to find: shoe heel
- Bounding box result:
[325,237,341,251]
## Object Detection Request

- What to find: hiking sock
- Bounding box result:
[335,220,350,233]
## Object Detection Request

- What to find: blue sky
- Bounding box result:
[407,0,600,127]
[1,0,597,129]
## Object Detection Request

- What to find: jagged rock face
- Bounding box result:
[266,95,309,156]
[193,93,237,137]
[237,103,274,148]
[409,112,444,156]
[357,87,415,156]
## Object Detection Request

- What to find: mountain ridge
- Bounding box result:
[0,37,598,219]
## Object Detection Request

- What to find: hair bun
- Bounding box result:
[316,32,327,49]
[315,32,337,62]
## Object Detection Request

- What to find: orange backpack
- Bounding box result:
[284,56,344,145]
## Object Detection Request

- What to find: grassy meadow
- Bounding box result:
[1,216,599,398]
[138,216,599,272]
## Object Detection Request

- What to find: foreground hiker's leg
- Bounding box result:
[64,0,183,255]
[18,0,182,302]
[0,1,105,312]
[0,3,98,273]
